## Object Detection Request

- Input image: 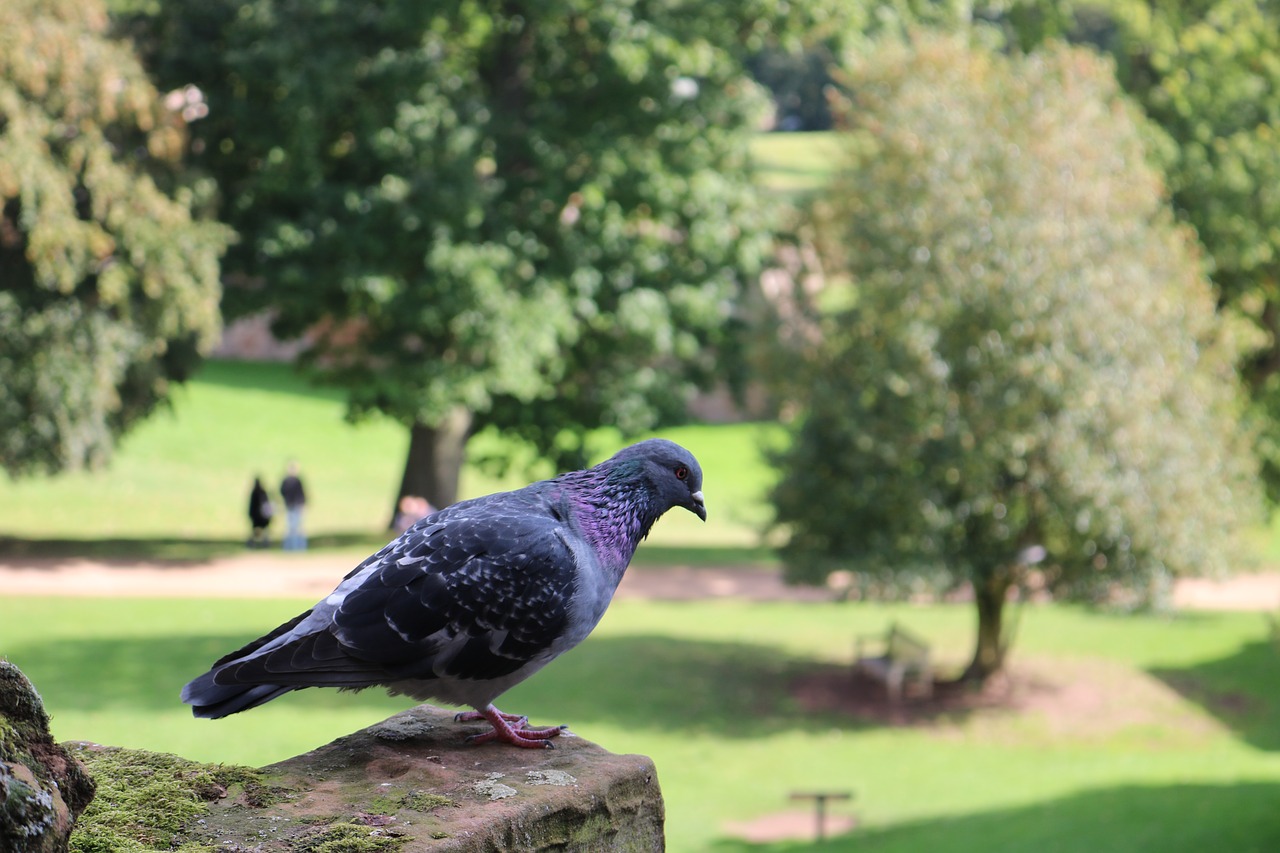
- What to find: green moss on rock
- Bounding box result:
[294,819,408,852]
[402,790,452,812]
[1,661,96,852]
[0,663,52,742]
[67,745,278,853]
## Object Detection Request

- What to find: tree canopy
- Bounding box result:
[1104,0,1280,497]
[768,33,1261,680]
[750,0,1280,502]
[135,0,836,508]
[943,0,1280,499]
[0,0,230,477]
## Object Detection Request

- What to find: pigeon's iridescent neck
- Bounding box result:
[564,476,659,578]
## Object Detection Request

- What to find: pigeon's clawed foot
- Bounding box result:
[458,704,568,749]
[455,709,527,726]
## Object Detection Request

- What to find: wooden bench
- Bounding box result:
[854,623,933,703]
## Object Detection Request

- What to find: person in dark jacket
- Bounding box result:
[248,477,274,548]
[280,461,308,551]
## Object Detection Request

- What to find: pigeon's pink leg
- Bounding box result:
[456,705,567,749]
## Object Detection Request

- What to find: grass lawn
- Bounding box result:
[0,359,783,562]
[749,131,844,195]
[2,594,1278,852]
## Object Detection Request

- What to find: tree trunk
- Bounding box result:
[961,569,1013,683]
[387,408,472,528]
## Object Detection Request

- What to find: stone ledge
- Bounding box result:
[75,704,665,852]
[3,659,664,852]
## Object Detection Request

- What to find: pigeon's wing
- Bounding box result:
[210,501,579,688]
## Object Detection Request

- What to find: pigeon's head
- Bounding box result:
[606,439,706,521]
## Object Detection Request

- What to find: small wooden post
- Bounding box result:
[789,791,853,841]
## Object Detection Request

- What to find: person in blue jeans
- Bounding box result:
[279,461,308,550]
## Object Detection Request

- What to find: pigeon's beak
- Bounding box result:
[688,490,707,522]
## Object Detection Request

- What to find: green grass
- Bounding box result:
[0,359,782,560]
[749,131,844,195]
[2,595,1279,852]
[0,361,406,552]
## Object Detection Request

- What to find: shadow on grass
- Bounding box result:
[0,534,777,570]
[2,631,413,719]
[524,637,1017,736]
[192,359,344,402]
[630,544,779,568]
[519,634,859,738]
[707,781,1280,853]
[0,532,393,562]
[3,628,891,739]
[1150,635,1280,752]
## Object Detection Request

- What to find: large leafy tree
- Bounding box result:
[0,0,229,476]
[968,0,1280,498]
[136,0,833,511]
[756,0,1280,500]
[769,34,1261,682]
[1104,0,1280,498]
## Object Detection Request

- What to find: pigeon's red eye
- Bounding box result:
[675,466,689,481]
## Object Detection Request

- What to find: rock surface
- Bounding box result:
[74,704,665,851]
[0,661,96,853]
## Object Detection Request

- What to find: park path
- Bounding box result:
[1,551,1279,610]
[0,552,830,602]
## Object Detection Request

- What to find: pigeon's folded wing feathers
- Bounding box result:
[208,506,578,689]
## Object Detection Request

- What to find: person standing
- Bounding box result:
[247,477,273,548]
[280,461,308,551]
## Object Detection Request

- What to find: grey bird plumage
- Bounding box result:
[181,438,706,748]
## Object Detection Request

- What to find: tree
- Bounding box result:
[964,0,1280,500]
[135,0,843,513]
[0,0,230,477]
[768,33,1261,682]
[1104,1,1280,499]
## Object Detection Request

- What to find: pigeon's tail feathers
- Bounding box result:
[181,671,297,719]
[183,620,395,719]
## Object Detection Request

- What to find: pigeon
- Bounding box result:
[181,438,706,748]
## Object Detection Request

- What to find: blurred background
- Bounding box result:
[3,1,1280,850]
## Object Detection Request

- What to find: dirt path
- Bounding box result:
[1,551,1279,609]
[0,552,833,602]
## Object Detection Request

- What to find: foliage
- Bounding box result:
[950,0,1280,499]
[768,34,1261,677]
[1104,0,1280,499]
[0,0,230,477]
[128,0,842,504]
[741,1,1280,508]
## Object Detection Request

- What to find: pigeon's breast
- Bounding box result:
[557,529,625,649]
